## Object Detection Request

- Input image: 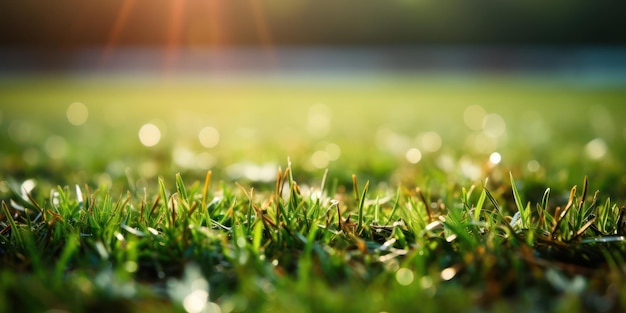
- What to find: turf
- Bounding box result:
[1,74,626,312]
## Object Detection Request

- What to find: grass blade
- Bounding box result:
[158,177,169,210]
[201,170,212,215]
[483,184,501,213]
[474,187,487,222]
[1,201,22,247]
[509,172,528,228]
[385,186,402,225]
[541,188,551,212]
[357,180,369,232]
[251,219,264,254]
[175,173,188,204]
[552,185,576,237]
[54,233,79,285]
[617,206,626,236]
[352,174,359,207]
[416,187,432,223]
[579,176,588,210]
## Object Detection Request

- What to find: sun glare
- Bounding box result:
[101,0,136,65]
[100,0,275,72]
[166,0,187,71]
[206,1,225,47]
[247,0,276,63]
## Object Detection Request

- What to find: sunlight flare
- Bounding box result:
[101,0,137,64]
[165,0,187,71]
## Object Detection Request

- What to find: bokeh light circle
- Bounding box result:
[139,123,161,147]
[67,102,89,126]
[199,126,220,148]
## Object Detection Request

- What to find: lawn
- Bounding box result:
[1,73,626,312]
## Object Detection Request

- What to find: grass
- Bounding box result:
[1,74,626,312]
[1,166,625,312]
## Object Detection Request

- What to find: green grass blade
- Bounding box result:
[201,170,212,217]
[252,219,264,254]
[474,187,487,221]
[509,172,528,228]
[385,186,402,225]
[158,177,169,211]
[175,173,188,204]
[54,233,79,285]
[21,231,44,278]
[298,223,319,287]
[483,184,500,213]
[357,180,370,231]
[2,201,23,248]
[541,188,551,212]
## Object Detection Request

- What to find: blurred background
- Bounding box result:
[1,0,626,200]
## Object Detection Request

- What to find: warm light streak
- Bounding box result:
[96,0,277,72]
[165,0,187,72]
[101,0,137,64]
[207,1,225,47]
[247,0,276,65]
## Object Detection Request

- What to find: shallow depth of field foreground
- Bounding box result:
[2,2,626,313]
[2,75,626,313]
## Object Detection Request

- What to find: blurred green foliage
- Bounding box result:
[1,74,626,200]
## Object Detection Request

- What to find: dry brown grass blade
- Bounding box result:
[275,166,290,224]
[112,190,131,216]
[337,202,343,230]
[86,189,99,216]
[275,167,283,201]
[236,181,255,213]
[149,193,161,216]
[252,204,277,229]
[617,206,626,236]
[553,206,561,226]
[572,215,598,241]
[46,209,64,224]
[201,170,212,214]
[578,176,588,210]
[552,185,576,237]
[281,167,291,194]
[24,189,43,214]
[188,201,199,215]
[325,211,332,228]
[0,224,10,235]
[568,189,600,241]
[170,194,177,226]
[416,187,432,223]
[538,204,546,229]
[236,182,253,201]
[139,199,145,223]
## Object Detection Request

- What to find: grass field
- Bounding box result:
[1,73,626,312]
